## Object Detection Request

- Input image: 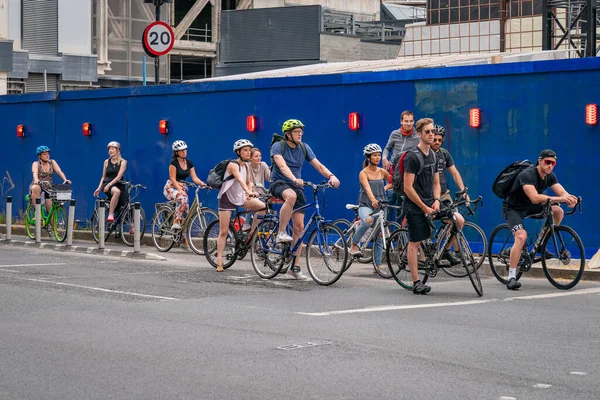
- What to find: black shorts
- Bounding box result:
[503,203,544,233]
[218,194,237,211]
[269,180,307,213]
[404,204,431,243]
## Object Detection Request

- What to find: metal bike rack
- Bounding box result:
[5,196,12,241]
[66,199,75,247]
[98,200,105,250]
[35,198,42,243]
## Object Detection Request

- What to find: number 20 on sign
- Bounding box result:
[142,21,175,57]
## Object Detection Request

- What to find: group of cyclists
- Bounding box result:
[26,112,579,293]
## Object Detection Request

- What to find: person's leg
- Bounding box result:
[216,209,232,272]
[350,207,373,254]
[373,234,383,271]
[504,208,526,290]
[30,184,41,206]
[289,210,309,279]
[551,205,564,225]
[277,187,297,242]
[173,190,189,228]
[386,190,397,221]
[394,194,404,225]
[108,187,121,215]
[242,198,266,234]
[406,209,432,294]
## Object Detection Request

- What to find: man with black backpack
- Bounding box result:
[402,118,440,295]
[270,119,340,280]
[500,149,578,290]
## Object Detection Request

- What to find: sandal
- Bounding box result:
[216,264,224,272]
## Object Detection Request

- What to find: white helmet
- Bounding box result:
[107,141,120,150]
[233,139,254,152]
[363,143,382,156]
[172,140,188,151]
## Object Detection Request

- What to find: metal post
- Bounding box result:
[133,202,141,253]
[6,196,12,241]
[98,200,105,249]
[35,198,41,243]
[143,55,147,86]
[585,0,597,57]
[542,0,553,51]
[66,199,75,247]
[154,0,161,85]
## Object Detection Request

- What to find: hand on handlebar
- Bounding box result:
[432,200,441,212]
[294,178,304,187]
[328,175,340,188]
[371,199,379,209]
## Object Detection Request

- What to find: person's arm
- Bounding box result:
[382,169,392,191]
[272,154,299,183]
[549,183,578,207]
[52,161,70,183]
[262,162,271,182]
[432,172,441,211]
[94,160,108,196]
[309,158,340,187]
[169,164,184,191]
[523,185,571,205]
[189,167,206,187]
[31,162,39,184]
[382,133,394,168]
[229,162,253,195]
[403,172,432,214]
[359,170,378,208]
[245,164,254,193]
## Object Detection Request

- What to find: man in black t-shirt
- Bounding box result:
[402,118,441,295]
[502,149,578,290]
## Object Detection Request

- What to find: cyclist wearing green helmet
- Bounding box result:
[269,118,340,280]
[30,146,71,212]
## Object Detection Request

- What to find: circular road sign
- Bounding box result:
[143,21,175,57]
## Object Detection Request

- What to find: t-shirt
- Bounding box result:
[270,141,316,184]
[435,148,455,193]
[403,148,438,211]
[506,166,558,210]
[170,158,194,181]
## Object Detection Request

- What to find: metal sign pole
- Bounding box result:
[6,196,12,241]
[98,200,105,250]
[134,202,141,253]
[67,199,75,247]
[155,0,161,85]
[35,198,41,243]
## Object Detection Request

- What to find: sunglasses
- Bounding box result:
[542,159,556,166]
[423,129,435,134]
[433,138,444,143]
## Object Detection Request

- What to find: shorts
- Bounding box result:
[218,193,238,211]
[404,204,431,243]
[269,180,307,213]
[503,203,544,233]
[440,190,452,204]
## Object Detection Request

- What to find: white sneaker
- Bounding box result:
[276,232,293,243]
[171,223,181,230]
[289,267,309,280]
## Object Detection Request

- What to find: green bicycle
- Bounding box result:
[24,184,72,242]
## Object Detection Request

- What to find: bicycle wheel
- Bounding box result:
[24,203,36,239]
[91,207,111,244]
[203,219,238,269]
[306,223,347,286]
[442,221,488,278]
[250,219,285,279]
[52,205,68,242]
[332,219,355,272]
[456,231,483,296]
[488,224,523,284]
[187,208,219,256]
[386,228,428,290]
[151,207,175,252]
[374,221,402,279]
[120,206,147,247]
[541,225,585,290]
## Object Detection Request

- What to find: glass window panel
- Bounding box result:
[440,8,450,23]
[450,7,459,22]
[440,0,449,8]
[451,0,459,7]
[480,5,489,19]
[490,4,500,18]
[460,6,469,21]
[480,0,489,4]
[431,0,440,9]
[522,1,533,16]
[460,0,469,5]
[431,10,439,24]
[533,0,543,15]
[470,6,479,20]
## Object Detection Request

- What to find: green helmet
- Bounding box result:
[282,119,305,133]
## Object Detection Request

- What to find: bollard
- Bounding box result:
[6,196,12,241]
[66,199,75,247]
[35,198,42,243]
[98,200,105,250]
[133,202,141,253]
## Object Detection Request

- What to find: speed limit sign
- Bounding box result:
[142,21,175,57]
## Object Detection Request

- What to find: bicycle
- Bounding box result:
[488,197,584,290]
[386,190,484,296]
[151,182,217,254]
[91,181,147,247]
[246,181,348,286]
[332,202,402,278]
[24,184,72,242]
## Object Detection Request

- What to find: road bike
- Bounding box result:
[91,181,146,246]
[151,182,217,254]
[488,197,584,290]
[24,184,72,242]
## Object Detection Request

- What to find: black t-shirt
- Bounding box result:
[403,148,438,210]
[506,166,558,210]
[171,158,194,181]
[435,148,454,193]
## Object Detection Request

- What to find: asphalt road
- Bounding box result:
[1,245,599,400]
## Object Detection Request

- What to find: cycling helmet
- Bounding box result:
[36,145,50,155]
[172,140,188,151]
[282,119,305,133]
[107,141,121,150]
[363,143,382,156]
[233,139,254,152]
[434,125,446,136]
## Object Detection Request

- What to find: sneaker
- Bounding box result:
[349,246,362,256]
[289,267,309,280]
[107,213,115,223]
[276,232,293,243]
[442,250,461,266]
[507,277,521,290]
[413,281,431,295]
[171,223,182,230]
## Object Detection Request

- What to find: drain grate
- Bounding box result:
[276,341,332,351]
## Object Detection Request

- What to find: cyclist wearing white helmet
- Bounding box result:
[30,145,71,212]
[348,143,391,274]
[269,119,340,280]
[163,140,206,232]
[215,139,265,272]
[94,141,127,222]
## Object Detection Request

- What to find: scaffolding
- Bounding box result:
[542,0,599,56]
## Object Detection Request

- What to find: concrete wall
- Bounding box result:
[58,0,92,55]
[1,58,599,255]
[6,0,22,49]
[320,34,400,62]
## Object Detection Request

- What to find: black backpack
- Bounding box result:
[270,134,308,171]
[206,159,245,189]
[491,160,533,198]
[392,147,436,195]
